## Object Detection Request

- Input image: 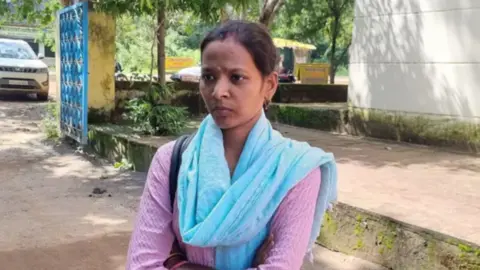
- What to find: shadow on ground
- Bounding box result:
[0,98,145,270]
[0,232,130,270]
[278,124,480,173]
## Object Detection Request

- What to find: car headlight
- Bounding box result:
[37,68,49,73]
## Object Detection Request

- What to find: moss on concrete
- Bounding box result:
[376,226,397,255]
[349,108,480,153]
[354,215,366,250]
[267,103,480,153]
[318,211,338,247]
[317,203,480,270]
[267,104,347,133]
[88,124,165,172]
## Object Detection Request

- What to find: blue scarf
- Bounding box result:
[177,112,337,269]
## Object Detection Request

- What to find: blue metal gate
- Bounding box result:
[59,2,89,144]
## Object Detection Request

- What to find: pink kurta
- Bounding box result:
[126,141,321,270]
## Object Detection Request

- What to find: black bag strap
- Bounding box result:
[168,133,195,208]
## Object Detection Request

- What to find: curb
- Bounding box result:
[267,104,480,155]
[322,203,480,270]
[87,124,480,270]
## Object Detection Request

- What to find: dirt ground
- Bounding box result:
[0,96,388,270]
[0,96,145,270]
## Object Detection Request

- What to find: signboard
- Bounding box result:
[295,63,330,84]
[165,57,195,72]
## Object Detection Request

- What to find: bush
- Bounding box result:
[125,83,189,135]
[41,102,59,140]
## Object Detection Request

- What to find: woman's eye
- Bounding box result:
[231,74,245,82]
[202,74,215,81]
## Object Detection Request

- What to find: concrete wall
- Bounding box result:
[348,0,480,119]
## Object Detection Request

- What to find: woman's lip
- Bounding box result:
[213,107,232,116]
[213,107,232,111]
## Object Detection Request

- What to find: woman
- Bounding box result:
[126,21,337,270]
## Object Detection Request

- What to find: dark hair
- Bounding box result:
[200,20,280,77]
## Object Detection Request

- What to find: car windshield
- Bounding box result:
[0,41,37,60]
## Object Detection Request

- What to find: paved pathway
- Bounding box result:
[275,123,480,245]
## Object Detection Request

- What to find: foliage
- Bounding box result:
[116,15,157,73]
[272,0,354,80]
[335,65,348,76]
[125,84,188,135]
[0,0,60,25]
[0,0,61,52]
[114,158,133,170]
[115,11,212,73]
[41,102,60,140]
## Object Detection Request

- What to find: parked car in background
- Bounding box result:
[170,66,201,82]
[0,38,49,101]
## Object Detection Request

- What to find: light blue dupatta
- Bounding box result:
[177,112,337,269]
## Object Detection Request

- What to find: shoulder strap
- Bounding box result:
[168,133,195,209]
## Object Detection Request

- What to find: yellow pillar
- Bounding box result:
[55,14,61,101]
[87,11,116,119]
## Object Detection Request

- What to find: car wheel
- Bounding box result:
[37,93,49,101]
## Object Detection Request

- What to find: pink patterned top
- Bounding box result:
[126,141,321,270]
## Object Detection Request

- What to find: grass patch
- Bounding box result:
[41,102,59,140]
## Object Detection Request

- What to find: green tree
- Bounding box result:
[0,0,62,51]
[3,0,286,83]
[115,12,209,73]
[0,0,61,25]
[273,0,354,83]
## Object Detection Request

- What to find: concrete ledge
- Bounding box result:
[88,123,480,269]
[267,103,348,133]
[267,104,480,154]
[88,124,171,172]
[321,203,480,270]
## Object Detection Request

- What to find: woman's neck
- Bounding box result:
[222,112,262,175]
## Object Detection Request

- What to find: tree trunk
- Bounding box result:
[329,15,340,84]
[259,0,284,27]
[157,4,166,84]
[60,0,70,6]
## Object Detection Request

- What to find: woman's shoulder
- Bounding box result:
[304,167,321,181]
[149,140,177,175]
[297,167,321,190]
[155,140,176,158]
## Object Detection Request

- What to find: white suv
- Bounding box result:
[0,38,49,101]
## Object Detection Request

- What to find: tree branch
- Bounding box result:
[259,0,285,27]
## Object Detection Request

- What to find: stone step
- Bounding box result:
[88,123,480,270]
[303,245,387,270]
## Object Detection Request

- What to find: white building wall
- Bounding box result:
[349,0,480,119]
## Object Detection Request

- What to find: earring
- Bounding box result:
[263,99,271,111]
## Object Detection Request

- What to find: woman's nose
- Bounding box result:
[212,77,230,99]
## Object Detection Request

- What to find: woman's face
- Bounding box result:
[200,37,278,130]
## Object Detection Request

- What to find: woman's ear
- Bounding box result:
[264,72,278,101]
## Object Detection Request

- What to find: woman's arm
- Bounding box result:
[126,143,216,270]
[250,168,322,270]
[126,143,176,270]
